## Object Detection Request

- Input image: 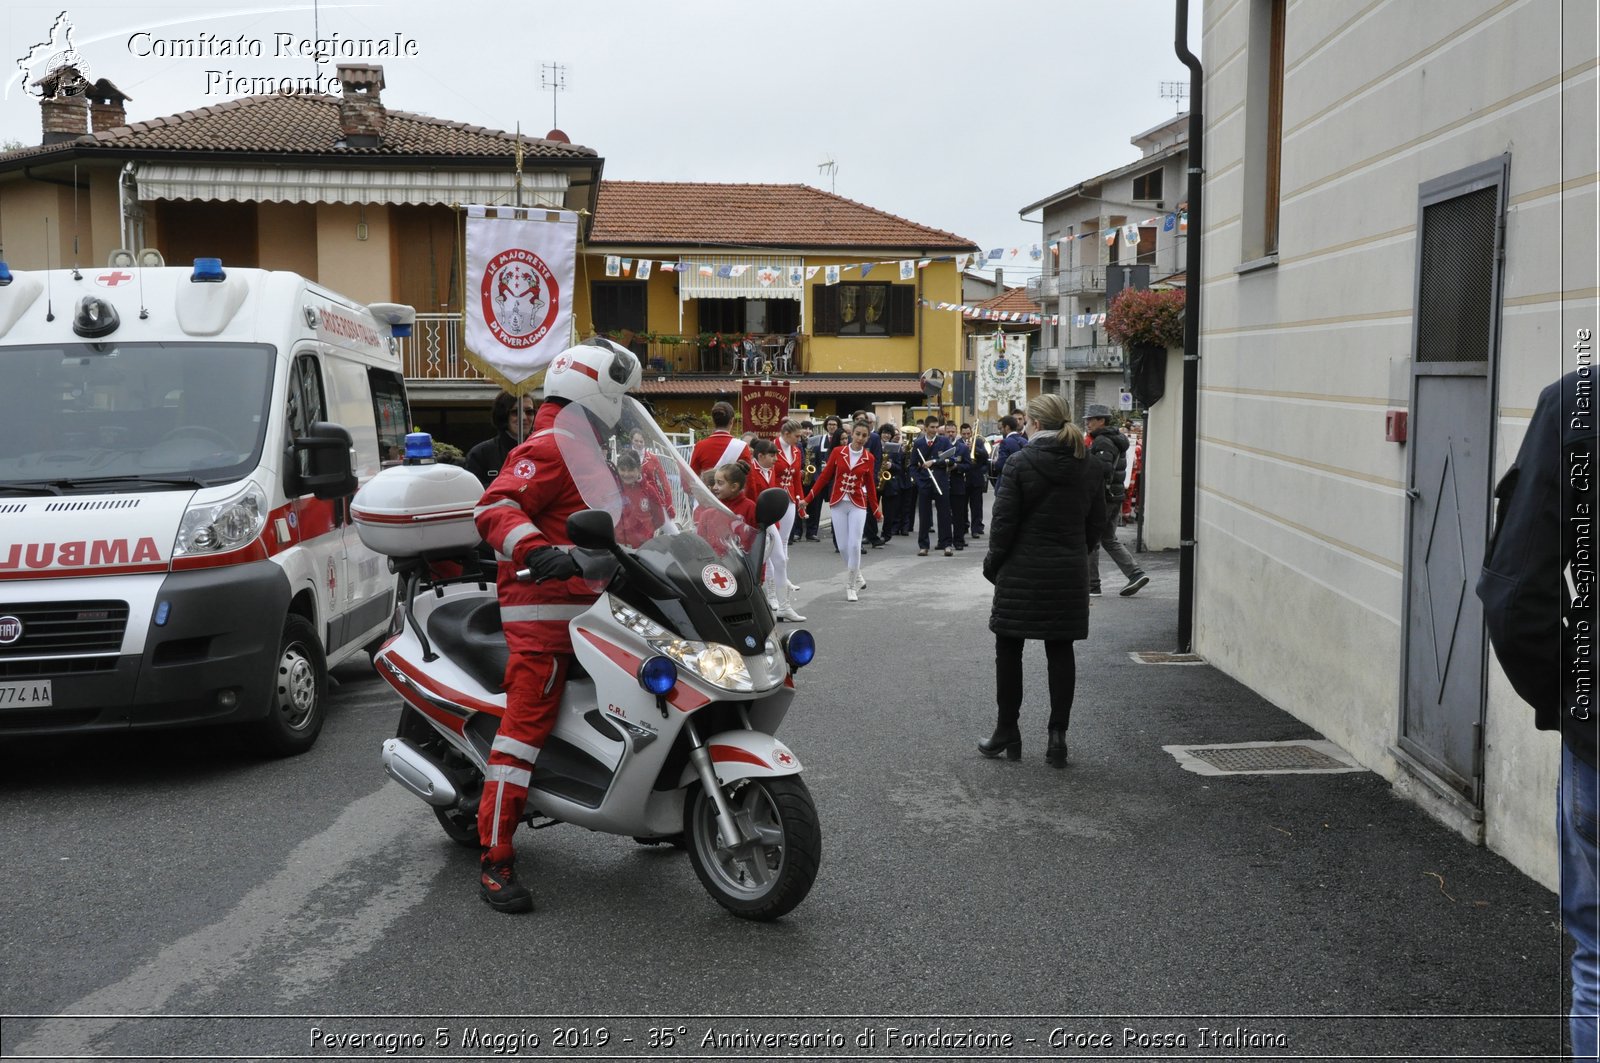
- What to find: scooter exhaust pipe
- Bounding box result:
[382,738,460,808]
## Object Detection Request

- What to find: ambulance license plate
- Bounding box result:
[0,680,51,707]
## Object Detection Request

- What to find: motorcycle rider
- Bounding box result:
[471,337,642,913]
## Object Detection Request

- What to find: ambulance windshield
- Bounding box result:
[0,342,276,491]
[553,397,762,565]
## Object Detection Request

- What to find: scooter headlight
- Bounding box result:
[638,655,678,696]
[782,629,816,670]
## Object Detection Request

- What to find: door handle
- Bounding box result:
[1404,488,1421,502]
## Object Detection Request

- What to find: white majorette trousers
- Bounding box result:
[829,500,866,574]
[768,503,795,597]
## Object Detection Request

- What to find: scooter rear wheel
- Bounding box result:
[684,776,820,921]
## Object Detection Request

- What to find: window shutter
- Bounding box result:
[813,286,840,334]
[889,285,916,335]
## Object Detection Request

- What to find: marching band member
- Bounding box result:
[960,423,990,538]
[800,420,881,602]
[910,415,954,556]
[689,401,752,476]
[746,439,805,622]
[945,421,971,551]
[877,423,906,545]
[770,421,808,618]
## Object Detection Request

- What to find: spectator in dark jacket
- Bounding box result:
[991,413,1028,487]
[980,393,1106,768]
[1084,404,1149,596]
[465,392,538,487]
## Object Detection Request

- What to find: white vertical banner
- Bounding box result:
[464,205,577,384]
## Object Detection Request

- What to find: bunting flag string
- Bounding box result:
[579,210,1186,285]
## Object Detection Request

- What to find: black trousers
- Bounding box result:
[916,484,952,549]
[967,490,985,535]
[862,511,880,545]
[951,489,968,545]
[995,634,1076,731]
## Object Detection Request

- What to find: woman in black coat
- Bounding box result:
[979,393,1106,767]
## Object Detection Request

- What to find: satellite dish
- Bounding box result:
[919,368,946,398]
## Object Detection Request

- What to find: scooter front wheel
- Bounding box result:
[684,776,820,921]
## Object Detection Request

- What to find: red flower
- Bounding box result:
[1106,288,1186,348]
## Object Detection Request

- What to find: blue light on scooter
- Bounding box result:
[191,257,225,282]
[782,629,815,670]
[638,654,678,696]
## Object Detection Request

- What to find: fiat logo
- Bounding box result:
[0,616,21,645]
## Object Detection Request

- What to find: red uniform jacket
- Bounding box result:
[615,478,669,548]
[745,461,780,503]
[693,493,758,557]
[773,440,805,505]
[689,431,751,476]
[473,404,600,654]
[805,445,880,513]
[639,449,676,519]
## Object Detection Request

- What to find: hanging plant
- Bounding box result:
[1105,287,1186,349]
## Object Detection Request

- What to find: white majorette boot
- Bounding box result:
[845,570,858,603]
[853,570,867,591]
[775,589,806,623]
[786,580,800,595]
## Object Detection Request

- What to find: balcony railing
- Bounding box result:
[1028,347,1063,375]
[397,315,812,382]
[1061,343,1124,369]
[1058,264,1108,295]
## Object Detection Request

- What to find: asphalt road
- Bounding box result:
[0,535,1572,1061]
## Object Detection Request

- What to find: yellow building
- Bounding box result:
[585,182,979,427]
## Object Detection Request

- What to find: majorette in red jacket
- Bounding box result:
[689,430,751,477]
[473,403,599,655]
[804,445,880,514]
[773,439,805,504]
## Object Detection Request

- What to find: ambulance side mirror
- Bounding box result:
[292,421,358,500]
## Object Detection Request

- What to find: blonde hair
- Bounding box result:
[1026,393,1086,457]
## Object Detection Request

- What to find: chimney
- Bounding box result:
[33,65,89,145]
[87,78,131,134]
[337,64,386,148]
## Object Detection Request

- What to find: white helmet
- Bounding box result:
[543,337,641,427]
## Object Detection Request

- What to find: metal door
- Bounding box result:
[1397,155,1510,805]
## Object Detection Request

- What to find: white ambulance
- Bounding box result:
[0,258,416,755]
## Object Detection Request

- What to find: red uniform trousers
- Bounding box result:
[479,652,570,861]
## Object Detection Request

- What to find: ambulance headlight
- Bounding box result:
[175,482,267,555]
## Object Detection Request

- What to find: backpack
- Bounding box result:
[1476,372,1595,760]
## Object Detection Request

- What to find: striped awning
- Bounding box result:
[133,163,567,207]
[672,254,805,302]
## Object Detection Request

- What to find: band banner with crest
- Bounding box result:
[464,205,577,388]
[740,381,792,440]
[976,332,1027,412]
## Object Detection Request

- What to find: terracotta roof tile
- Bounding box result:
[591,182,978,252]
[972,287,1041,314]
[0,93,596,166]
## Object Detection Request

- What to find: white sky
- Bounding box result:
[2,0,1203,282]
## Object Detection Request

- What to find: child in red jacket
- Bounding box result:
[614,449,668,548]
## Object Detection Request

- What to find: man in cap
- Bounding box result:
[1084,404,1149,596]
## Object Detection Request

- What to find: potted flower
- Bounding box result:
[1105,287,1185,408]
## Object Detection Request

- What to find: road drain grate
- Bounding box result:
[1163,740,1365,776]
[1130,651,1207,665]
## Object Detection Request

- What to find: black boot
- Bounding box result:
[479,850,534,914]
[1045,729,1068,769]
[978,723,1021,760]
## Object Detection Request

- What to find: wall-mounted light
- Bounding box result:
[356,205,369,241]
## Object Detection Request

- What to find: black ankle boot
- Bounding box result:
[1045,729,1068,768]
[978,724,1021,760]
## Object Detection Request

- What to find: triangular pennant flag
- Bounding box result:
[699,265,715,277]
[987,248,1003,260]
[729,264,750,278]
[605,255,621,278]
[716,264,733,278]
[861,263,875,278]
[659,261,676,273]
[805,266,821,280]
[621,258,634,277]
[636,259,652,280]
[918,258,930,269]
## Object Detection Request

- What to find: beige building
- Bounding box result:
[1196,0,1596,885]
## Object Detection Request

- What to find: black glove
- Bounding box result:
[522,545,581,583]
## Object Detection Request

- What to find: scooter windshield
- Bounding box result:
[553,398,761,568]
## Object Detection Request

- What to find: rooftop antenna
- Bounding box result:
[540,63,567,130]
[817,155,837,194]
[1160,80,1189,114]
[312,0,324,76]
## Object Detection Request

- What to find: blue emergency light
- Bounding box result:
[638,655,679,697]
[0,260,12,286]
[403,432,434,462]
[191,258,226,282]
[390,322,413,339]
